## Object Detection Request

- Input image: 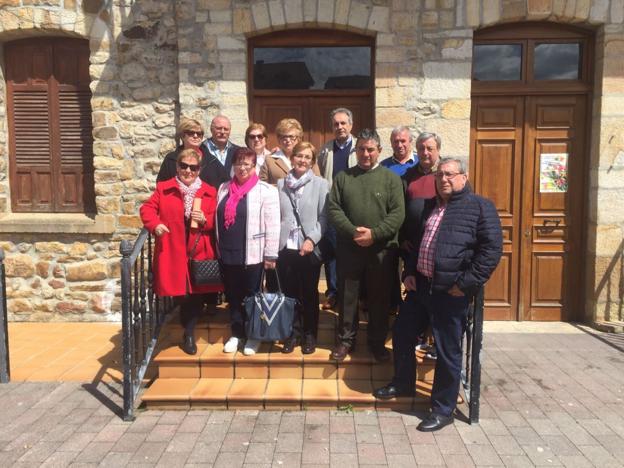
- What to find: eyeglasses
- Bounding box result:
[178,162,200,172]
[435,171,462,180]
[248,134,265,140]
[184,130,204,138]
[279,134,298,141]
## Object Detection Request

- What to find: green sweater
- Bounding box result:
[328,164,405,249]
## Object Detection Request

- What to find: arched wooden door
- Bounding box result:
[470,23,593,321]
[248,29,375,150]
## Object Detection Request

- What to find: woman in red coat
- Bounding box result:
[140,148,222,355]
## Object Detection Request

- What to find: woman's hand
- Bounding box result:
[154,224,170,236]
[190,209,206,226]
[264,260,276,270]
[299,239,315,256]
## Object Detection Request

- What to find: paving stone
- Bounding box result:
[330,416,355,434]
[354,412,379,426]
[411,442,445,465]
[434,433,469,455]
[221,432,252,452]
[165,431,200,453]
[381,433,412,454]
[230,415,258,433]
[272,451,302,466]
[405,425,436,444]
[302,442,330,464]
[329,433,357,454]
[379,416,406,435]
[521,444,562,466]
[280,415,305,433]
[214,451,246,468]
[329,452,359,467]
[57,431,96,452]
[178,414,208,433]
[508,426,544,445]
[495,411,529,427]
[40,450,78,467]
[355,424,382,444]
[128,440,168,464]
[577,444,621,465]
[357,443,387,465]
[186,441,221,464]
[499,454,538,467]
[276,432,303,452]
[244,442,276,464]
[541,435,582,456]
[159,411,187,425]
[253,424,279,443]
[74,442,115,463]
[442,452,477,467]
[489,435,525,456]
[17,441,61,463]
[156,450,189,467]
[111,431,147,452]
[201,421,230,442]
[93,422,128,443]
[257,411,282,425]
[386,453,417,468]
[306,411,330,426]
[305,423,330,443]
[92,450,134,467]
[146,424,178,442]
[556,454,594,467]
[466,443,504,466]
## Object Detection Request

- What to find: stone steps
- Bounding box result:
[141,306,438,411]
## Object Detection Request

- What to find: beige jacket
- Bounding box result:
[317,136,358,187]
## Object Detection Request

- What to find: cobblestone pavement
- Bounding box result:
[0,324,622,467]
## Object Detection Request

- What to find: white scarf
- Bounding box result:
[176,176,202,219]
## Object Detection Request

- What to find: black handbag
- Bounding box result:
[244,270,296,341]
[285,191,334,266]
[188,232,222,286]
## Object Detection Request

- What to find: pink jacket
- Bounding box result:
[216,180,280,265]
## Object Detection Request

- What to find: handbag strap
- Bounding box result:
[188,230,202,259]
[261,267,283,293]
[285,190,309,239]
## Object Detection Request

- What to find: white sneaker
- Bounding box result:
[243,339,260,356]
[223,337,239,353]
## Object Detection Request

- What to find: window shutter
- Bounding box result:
[5,38,94,213]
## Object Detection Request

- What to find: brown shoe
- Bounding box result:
[322,296,337,310]
[330,343,352,362]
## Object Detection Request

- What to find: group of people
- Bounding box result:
[140,108,503,432]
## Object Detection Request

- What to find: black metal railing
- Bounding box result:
[462,286,484,424]
[0,249,9,383]
[121,228,175,421]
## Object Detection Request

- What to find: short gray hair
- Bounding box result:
[330,107,353,125]
[415,132,441,150]
[356,128,381,147]
[438,157,467,174]
[390,126,414,141]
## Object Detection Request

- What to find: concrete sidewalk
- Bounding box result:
[0,323,622,467]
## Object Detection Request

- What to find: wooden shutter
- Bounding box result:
[5,38,94,213]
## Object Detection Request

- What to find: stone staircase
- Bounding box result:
[141,306,437,411]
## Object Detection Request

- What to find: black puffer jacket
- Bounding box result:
[407,184,502,296]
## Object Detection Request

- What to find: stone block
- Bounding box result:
[95,183,124,196]
[334,0,350,25]
[422,62,471,99]
[269,0,286,26]
[318,0,334,23]
[594,225,624,258]
[35,242,67,254]
[348,1,371,29]
[93,126,118,140]
[612,0,624,23]
[94,171,119,184]
[55,301,86,314]
[198,0,231,9]
[589,0,609,23]
[441,99,471,119]
[303,0,317,22]
[8,299,31,314]
[233,7,253,34]
[527,0,552,19]
[574,0,591,20]
[597,189,624,224]
[5,254,35,278]
[0,0,20,6]
[376,46,406,63]
[376,108,416,127]
[368,6,390,32]
[419,118,470,157]
[66,260,109,282]
[482,0,501,24]
[209,9,232,23]
[118,215,144,229]
[421,10,439,27]
[93,156,122,170]
[36,261,50,278]
[217,36,244,50]
[466,0,480,26]
[284,0,303,24]
[376,87,406,107]
[251,1,271,31]
[442,38,472,59]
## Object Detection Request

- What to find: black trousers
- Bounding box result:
[391,274,469,417]
[336,246,396,347]
[177,294,205,337]
[277,248,322,339]
[221,263,264,338]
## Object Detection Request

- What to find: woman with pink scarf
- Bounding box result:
[216,147,280,355]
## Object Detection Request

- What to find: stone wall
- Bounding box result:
[0,0,622,324]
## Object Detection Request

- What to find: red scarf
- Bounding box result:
[224,173,259,229]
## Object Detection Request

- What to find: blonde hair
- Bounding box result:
[291,141,317,165]
[177,148,202,164]
[176,118,204,143]
[275,118,303,139]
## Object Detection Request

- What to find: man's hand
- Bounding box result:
[264,260,276,270]
[403,275,417,291]
[448,284,465,297]
[353,227,373,247]
[154,224,170,236]
[300,239,314,256]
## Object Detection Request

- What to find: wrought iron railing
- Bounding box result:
[462,286,484,424]
[120,228,175,421]
[0,249,9,383]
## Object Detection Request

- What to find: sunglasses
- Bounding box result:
[184,130,204,138]
[248,134,265,140]
[178,162,200,172]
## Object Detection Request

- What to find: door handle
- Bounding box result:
[524,229,531,238]
[538,219,561,234]
[543,219,561,227]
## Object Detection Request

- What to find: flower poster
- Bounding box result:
[540,153,568,193]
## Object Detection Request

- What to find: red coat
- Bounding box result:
[140,178,223,296]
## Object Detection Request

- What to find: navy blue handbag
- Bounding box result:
[244,271,297,341]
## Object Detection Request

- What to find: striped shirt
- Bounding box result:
[416,202,446,278]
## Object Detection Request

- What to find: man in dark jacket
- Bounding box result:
[374,157,502,432]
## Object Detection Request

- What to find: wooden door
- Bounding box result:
[252,95,373,151]
[471,95,586,321]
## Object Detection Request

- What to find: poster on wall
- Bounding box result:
[540,153,568,193]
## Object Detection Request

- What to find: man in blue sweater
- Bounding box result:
[374,158,502,432]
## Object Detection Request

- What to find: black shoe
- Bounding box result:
[369,344,390,363]
[302,334,316,354]
[417,413,454,432]
[373,384,414,400]
[282,337,298,354]
[330,343,352,362]
[182,334,197,355]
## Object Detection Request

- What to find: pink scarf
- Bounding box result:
[176,176,202,219]
[224,173,259,229]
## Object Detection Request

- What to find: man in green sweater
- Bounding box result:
[328,128,405,362]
